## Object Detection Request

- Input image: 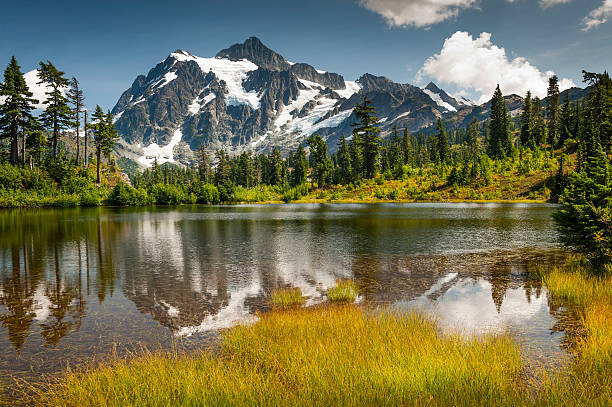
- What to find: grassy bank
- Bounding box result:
[30,263,612,406]
[35,306,524,406]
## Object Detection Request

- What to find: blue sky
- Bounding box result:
[1,0,610,108]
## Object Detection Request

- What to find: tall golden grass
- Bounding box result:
[31,265,612,406]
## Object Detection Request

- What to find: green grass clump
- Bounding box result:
[327,280,359,303]
[270,287,305,309]
[535,259,612,405]
[36,306,525,406]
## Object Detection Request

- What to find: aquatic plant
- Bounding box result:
[269,287,305,309]
[327,280,358,303]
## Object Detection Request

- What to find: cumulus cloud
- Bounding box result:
[358,0,478,28]
[416,31,575,103]
[583,0,612,31]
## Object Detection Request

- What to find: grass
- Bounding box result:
[34,306,526,406]
[534,258,612,405]
[29,259,612,406]
[326,280,359,303]
[269,287,305,309]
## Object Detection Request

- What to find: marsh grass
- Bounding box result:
[535,259,612,405]
[32,259,612,406]
[327,280,358,303]
[35,306,526,406]
[269,287,305,309]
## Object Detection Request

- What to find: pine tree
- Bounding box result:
[468,117,481,179]
[291,143,308,187]
[89,106,119,183]
[0,57,37,165]
[520,91,534,148]
[307,134,331,188]
[401,128,413,166]
[352,97,381,178]
[488,85,512,159]
[558,94,573,147]
[67,77,85,164]
[197,147,212,183]
[214,150,230,186]
[268,147,284,186]
[546,75,561,147]
[238,152,254,187]
[38,61,72,159]
[532,97,547,145]
[435,119,450,164]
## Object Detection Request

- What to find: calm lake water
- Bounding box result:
[0,203,573,391]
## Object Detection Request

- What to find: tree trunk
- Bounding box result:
[21,127,26,166]
[10,124,19,166]
[53,119,58,159]
[84,111,88,166]
[96,149,101,184]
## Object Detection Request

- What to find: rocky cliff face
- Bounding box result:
[117,37,585,167]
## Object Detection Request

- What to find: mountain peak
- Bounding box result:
[425,81,442,93]
[216,37,290,71]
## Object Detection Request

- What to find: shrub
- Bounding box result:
[80,191,101,207]
[109,183,151,206]
[150,183,186,205]
[0,163,23,189]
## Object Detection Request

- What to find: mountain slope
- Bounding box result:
[112,37,475,167]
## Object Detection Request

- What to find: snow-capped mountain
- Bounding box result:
[111,37,475,166]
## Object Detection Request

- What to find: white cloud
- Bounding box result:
[416,31,575,104]
[538,0,572,8]
[583,0,612,31]
[358,0,479,28]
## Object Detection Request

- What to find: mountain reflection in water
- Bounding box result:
[0,204,571,382]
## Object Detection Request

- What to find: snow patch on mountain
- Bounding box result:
[423,88,457,112]
[335,80,361,99]
[171,51,262,109]
[138,128,183,166]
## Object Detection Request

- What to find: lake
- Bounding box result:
[0,203,573,392]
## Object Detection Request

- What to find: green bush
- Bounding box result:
[80,191,101,207]
[0,163,23,189]
[109,183,151,206]
[192,183,220,204]
[150,183,186,205]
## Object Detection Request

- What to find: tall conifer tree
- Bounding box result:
[38,61,72,159]
[0,57,37,165]
[352,97,381,178]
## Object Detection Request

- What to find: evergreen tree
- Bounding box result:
[546,75,561,146]
[488,85,512,158]
[434,119,450,164]
[238,152,254,187]
[582,70,612,152]
[89,106,118,183]
[335,135,352,184]
[307,134,331,188]
[532,97,547,145]
[67,77,85,164]
[352,97,381,178]
[0,57,37,165]
[349,132,363,181]
[519,91,534,148]
[468,117,481,179]
[291,143,308,187]
[389,125,403,178]
[268,147,284,186]
[214,150,230,186]
[401,128,414,166]
[197,147,212,183]
[558,94,573,147]
[38,61,72,159]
